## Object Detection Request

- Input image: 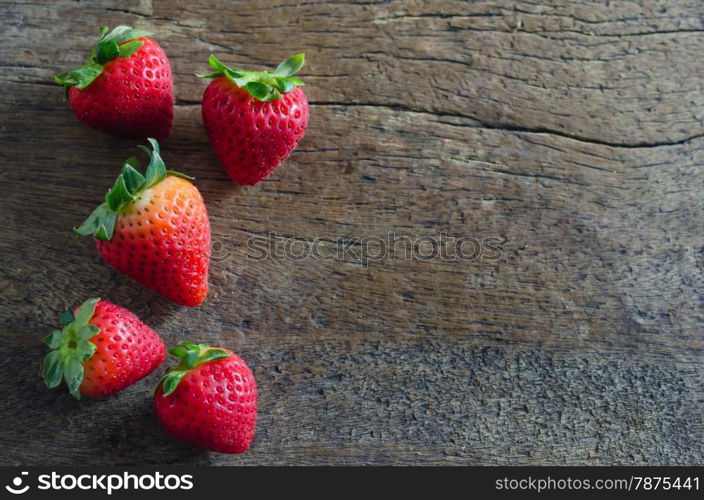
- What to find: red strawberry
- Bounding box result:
[55,26,173,141]
[154,342,257,454]
[75,139,210,307]
[200,54,309,185]
[42,298,166,399]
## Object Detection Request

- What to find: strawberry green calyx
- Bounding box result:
[42,298,100,399]
[157,342,231,396]
[54,25,152,90]
[198,53,305,102]
[75,138,190,241]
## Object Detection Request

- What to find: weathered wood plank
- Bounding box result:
[0,0,701,465]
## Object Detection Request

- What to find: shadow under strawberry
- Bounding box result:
[96,396,213,466]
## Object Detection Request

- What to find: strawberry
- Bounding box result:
[42,298,166,399]
[200,54,309,185]
[154,342,257,454]
[55,26,173,141]
[75,139,210,307]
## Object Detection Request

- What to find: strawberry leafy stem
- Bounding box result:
[42,298,101,400]
[75,138,191,241]
[197,53,305,102]
[157,342,231,396]
[54,25,152,90]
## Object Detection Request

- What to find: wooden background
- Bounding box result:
[1,0,702,465]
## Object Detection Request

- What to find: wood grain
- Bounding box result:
[0,0,701,465]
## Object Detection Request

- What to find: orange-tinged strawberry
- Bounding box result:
[76,140,210,306]
[42,298,166,399]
